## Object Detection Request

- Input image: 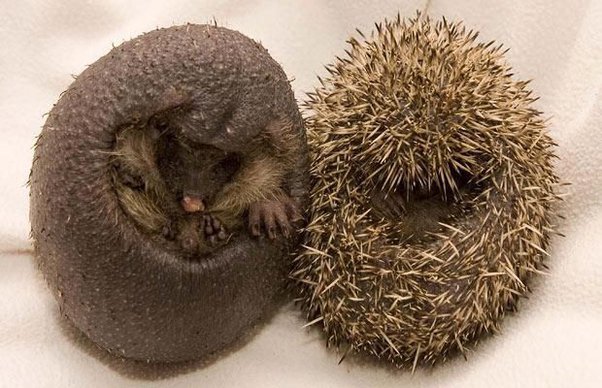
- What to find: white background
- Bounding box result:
[1,0,601,387]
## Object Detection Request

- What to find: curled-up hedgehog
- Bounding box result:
[30,24,309,361]
[292,14,561,368]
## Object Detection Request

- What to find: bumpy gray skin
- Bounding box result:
[29,25,308,362]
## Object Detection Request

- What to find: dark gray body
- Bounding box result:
[29,25,308,362]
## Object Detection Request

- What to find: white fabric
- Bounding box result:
[1,0,601,386]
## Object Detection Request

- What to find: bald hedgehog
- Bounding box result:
[29,24,309,360]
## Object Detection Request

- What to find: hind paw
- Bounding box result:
[202,214,227,245]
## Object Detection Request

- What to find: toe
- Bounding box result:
[203,216,214,235]
[208,235,217,245]
[267,226,276,239]
[262,210,276,239]
[273,206,291,238]
[211,216,221,231]
[248,204,261,237]
[285,199,303,223]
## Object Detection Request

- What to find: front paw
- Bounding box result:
[202,213,227,245]
[248,196,301,239]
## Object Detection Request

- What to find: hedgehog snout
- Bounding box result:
[181,194,205,213]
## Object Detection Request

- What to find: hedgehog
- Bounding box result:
[291,13,561,369]
[29,25,309,362]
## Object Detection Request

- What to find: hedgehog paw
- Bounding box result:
[202,213,227,245]
[248,196,301,239]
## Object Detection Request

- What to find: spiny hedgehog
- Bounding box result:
[292,13,561,368]
[29,25,308,362]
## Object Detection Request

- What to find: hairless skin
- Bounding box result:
[29,24,308,361]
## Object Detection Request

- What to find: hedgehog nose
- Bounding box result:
[181,194,205,213]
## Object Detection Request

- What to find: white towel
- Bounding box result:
[1,0,600,386]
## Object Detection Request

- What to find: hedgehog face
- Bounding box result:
[156,133,241,210]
